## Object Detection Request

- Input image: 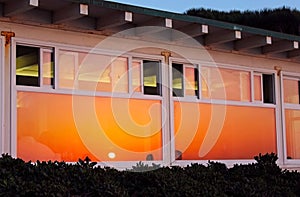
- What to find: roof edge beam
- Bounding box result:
[235,36,272,51]
[263,40,299,54]
[53,4,88,24]
[4,0,38,17]
[205,30,241,46]
[288,49,300,59]
[97,11,132,30]
[177,24,208,38]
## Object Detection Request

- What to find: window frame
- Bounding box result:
[281,72,300,164]
[15,44,54,88]
[142,59,162,96]
[282,76,300,106]
[171,61,199,99]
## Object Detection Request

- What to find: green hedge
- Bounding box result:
[0,153,299,196]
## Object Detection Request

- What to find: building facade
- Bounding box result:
[0,0,300,169]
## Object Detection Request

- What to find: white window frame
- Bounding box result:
[0,37,4,154]
[170,57,280,166]
[281,72,300,166]
[10,37,285,169]
[12,39,168,167]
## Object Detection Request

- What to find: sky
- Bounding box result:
[106,0,300,13]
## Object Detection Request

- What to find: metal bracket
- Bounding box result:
[274,66,282,76]
[161,51,171,65]
[1,31,15,46]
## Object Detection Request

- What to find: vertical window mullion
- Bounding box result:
[298,80,300,104]
[39,49,43,87]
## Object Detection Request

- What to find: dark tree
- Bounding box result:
[185,7,300,35]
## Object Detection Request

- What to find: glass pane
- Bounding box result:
[185,66,197,96]
[17,91,162,162]
[132,60,141,92]
[16,45,39,86]
[201,67,251,101]
[283,78,299,104]
[58,51,76,89]
[78,52,112,92]
[172,63,183,97]
[77,53,128,92]
[285,109,300,159]
[143,60,161,95]
[111,57,128,93]
[42,50,53,86]
[174,102,277,160]
[254,75,262,101]
[263,74,275,104]
[201,67,210,99]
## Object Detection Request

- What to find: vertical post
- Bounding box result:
[274,66,284,166]
[1,31,15,155]
[161,50,172,165]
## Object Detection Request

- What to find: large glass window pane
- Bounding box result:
[174,102,276,160]
[16,45,40,86]
[17,91,162,162]
[285,109,300,159]
[283,78,300,104]
[143,60,161,95]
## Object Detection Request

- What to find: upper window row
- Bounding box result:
[15,45,275,103]
[172,63,275,104]
[16,45,162,96]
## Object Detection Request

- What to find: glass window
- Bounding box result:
[16,45,40,86]
[285,109,300,159]
[132,60,141,92]
[143,60,161,95]
[262,74,275,104]
[201,67,210,99]
[254,74,262,101]
[185,66,198,97]
[172,63,183,97]
[58,50,77,89]
[283,78,300,104]
[58,50,129,93]
[42,49,54,86]
[201,67,251,101]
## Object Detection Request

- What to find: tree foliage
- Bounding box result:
[185,7,300,35]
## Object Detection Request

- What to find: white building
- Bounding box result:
[0,0,300,169]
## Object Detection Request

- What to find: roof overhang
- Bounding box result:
[1,0,300,61]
